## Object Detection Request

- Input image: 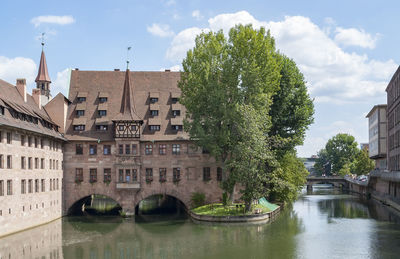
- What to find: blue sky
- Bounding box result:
[1,0,399,157]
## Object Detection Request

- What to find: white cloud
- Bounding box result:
[166,27,209,62]
[165,0,176,6]
[31,15,75,27]
[159,65,181,72]
[53,68,71,97]
[0,56,37,86]
[192,10,203,20]
[334,27,379,49]
[147,23,174,38]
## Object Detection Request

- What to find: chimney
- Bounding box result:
[16,78,27,102]
[114,69,120,71]
[32,89,42,109]
[165,69,171,72]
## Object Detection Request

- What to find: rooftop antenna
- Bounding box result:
[41,32,45,50]
[126,46,132,69]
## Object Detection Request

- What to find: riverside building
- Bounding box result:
[0,47,69,237]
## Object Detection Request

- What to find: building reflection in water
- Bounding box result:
[0,219,62,259]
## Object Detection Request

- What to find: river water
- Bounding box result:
[2,186,400,259]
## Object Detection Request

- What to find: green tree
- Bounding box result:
[325,133,358,175]
[351,149,375,175]
[314,149,330,176]
[269,55,314,155]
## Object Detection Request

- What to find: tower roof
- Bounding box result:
[113,69,142,122]
[35,50,51,83]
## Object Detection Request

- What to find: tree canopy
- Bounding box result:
[179,24,314,209]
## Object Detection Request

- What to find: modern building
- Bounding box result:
[366,105,387,170]
[0,48,69,237]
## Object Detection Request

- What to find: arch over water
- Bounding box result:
[67,194,122,216]
[134,193,188,215]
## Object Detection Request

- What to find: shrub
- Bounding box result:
[191,192,206,208]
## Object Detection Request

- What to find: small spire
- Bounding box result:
[126,46,132,69]
[41,32,45,50]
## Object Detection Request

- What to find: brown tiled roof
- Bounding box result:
[172,103,182,111]
[149,103,160,110]
[171,117,183,125]
[35,51,51,83]
[0,79,65,140]
[65,70,188,141]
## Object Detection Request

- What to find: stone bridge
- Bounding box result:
[306,176,349,190]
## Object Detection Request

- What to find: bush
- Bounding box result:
[191,192,206,208]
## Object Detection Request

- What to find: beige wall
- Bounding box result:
[0,126,63,237]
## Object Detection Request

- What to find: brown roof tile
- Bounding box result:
[35,51,51,83]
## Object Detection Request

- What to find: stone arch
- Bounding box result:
[66,192,123,215]
[134,189,191,212]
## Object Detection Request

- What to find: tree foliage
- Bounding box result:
[179,24,314,210]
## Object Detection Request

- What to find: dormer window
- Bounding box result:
[149,125,160,131]
[77,97,86,103]
[172,97,179,104]
[131,125,137,131]
[76,110,85,117]
[172,125,183,131]
[173,110,180,117]
[73,125,85,131]
[0,106,4,115]
[98,110,107,117]
[150,97,158,103]
[119,125,124,131]
[96,125,108,131]
[151,110,159,116]
[99,97,108,103]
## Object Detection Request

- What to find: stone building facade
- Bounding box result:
[63,68,226,215]
[0,49,68,237]
[366,105,387,170]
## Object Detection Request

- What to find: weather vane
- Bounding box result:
[127,46,132,69]
[41,32,45,50]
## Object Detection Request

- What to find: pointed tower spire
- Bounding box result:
[35,34,52,105]
[114,69,142,122]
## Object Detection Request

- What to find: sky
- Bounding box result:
[0,0,399,157]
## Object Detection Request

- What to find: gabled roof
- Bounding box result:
[113,69,142,122]
[35,50,51,83]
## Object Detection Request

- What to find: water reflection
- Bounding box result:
[2,187,400,258]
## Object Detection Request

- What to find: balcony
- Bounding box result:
[116,182,141,189]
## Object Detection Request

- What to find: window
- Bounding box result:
[7,132,11,144]
[21,156,26,169]
[119,144,124,154]
[41,158,45,169]
[7,180,12,195]
[99,97,108,103]
[76,144,83,155]
[0,180,3,196]
[125,144,130,154]
[21,135,25,146]
[202,148,210,154]
[104,168,111,183]
[34,138,38,148]
[89,145,97,155]
[0,106,4,115]
[131,125,137,131]
[125,169,131,182]
[76,110,85,116]
[98,110,107,117]
[28,179,32,193]
[0,155,3,168]
[40,138,44,149]
[74,125,85,131]
[172,144,180,155]
[28,157,32,169]
[132,169,137,182]
[203,167,211,181]
[159,168,167,182]
[145,144,153,155]
[151,110,159,116]
[119,169,124,182]
[77,97,86,102]
[90,169,97,183]
[159,144,166,155]
[96,125,108,131]
[173,168,181,182]
[49,159,52,170]
[149,125,160,131]
[7,155,12,169]
[50,179,52,191]
[172,97,179,104]
[150,97,158,103]
[146,168,153,182]
[119,125,124,131]
[21,180,26,194]
[172,110,181,117]
[41,179,45,192]
[75,168,83,182]
[56,178,59,190]
[172,125,183,131]
[217,167,223,181]
[35,158,39,169]
[35,179,39,193]
[132,144,137,155]
[28,136,32,147]
[103,145,111,155]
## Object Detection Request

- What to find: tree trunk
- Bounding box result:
[228,184,235,204]
[245,200,252,212]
